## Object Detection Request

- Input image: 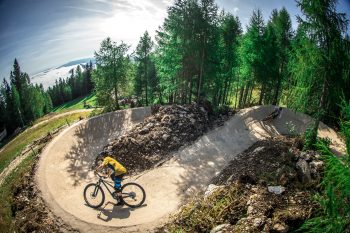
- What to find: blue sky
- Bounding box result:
[0,0,349,82]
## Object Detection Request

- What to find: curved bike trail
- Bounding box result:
[35,106,344,232]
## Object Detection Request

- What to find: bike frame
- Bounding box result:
[93,174,134,200]
[93,174,133,200]
[95,176,117,198]
[86,173,144,208]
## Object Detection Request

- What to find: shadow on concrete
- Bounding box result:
[96,201,131,222]
[64,108,151,186]
[95,201,147,222]
[171,105,332,203]
[173,111,260,202]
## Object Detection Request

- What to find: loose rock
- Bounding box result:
[296,159,312,183]
[210,224,232,233]
[267,186,286,195]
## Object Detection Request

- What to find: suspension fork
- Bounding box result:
[93,179,101,197]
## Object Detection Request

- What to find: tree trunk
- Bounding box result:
[217,88,222,106]
[248,82,254,106]
[239,86,244,108]
[113,50,119,110]
[222,74,229,105]
[145,57,148,106]
[189,76,193,104]
[197,36,205,103]
[312,76,328,146]
[235,84,238,109]
[273,62,284,105]
[242,82,250,108]
[258,83,265,105]
[235,70,240,109]
[225,75,234,105]
[115,85,119,110]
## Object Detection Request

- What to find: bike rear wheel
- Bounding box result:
[121,182,146,208]
[84,183,105,208]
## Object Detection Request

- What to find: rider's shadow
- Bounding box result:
[96,201,133,222]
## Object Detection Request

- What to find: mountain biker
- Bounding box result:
[263,106,283,122]
[95,152,127,205]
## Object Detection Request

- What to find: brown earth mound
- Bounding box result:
[11,155,78,233]
[101,104,234,174]
[164,137,324,233]
[5,129,79,233]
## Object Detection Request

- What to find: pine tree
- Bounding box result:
[10,59,23,93]
[197,0,219,102]
[238,9,266,107]
[135,31,154,106]
[217,13,242,105]
[0,90,7,131]
[155,0,198,104]
[155,0,220,104]
[93,38,130,111]
[290,0,349,147]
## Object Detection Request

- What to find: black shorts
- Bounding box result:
[111,173,124,181]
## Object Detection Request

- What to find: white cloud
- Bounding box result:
[0,0,184,80]
[95,10,164,47]
[0,0,173,80]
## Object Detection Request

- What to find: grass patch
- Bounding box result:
[166,185,247,232]
[298,99,350,233]
[0,153,35,231]
[52,94,97,113]
[0,111,90,174]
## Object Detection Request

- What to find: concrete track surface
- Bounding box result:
[36,106,344,232]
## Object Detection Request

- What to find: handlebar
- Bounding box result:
[94,171,108,179]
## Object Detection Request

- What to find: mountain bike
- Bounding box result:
[83,173,146,209]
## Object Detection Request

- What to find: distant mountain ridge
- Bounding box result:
[58,58,96,69]
[31,58,95,89]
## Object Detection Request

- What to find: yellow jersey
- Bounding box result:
[102,156,127,175]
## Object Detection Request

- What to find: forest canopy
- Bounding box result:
[0,0,349,141]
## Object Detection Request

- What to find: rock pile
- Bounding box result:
[212,137,324,188]
[164,137,324,233]
[101,104,234,174]
[228,185,315,233]
[210,138,324,233]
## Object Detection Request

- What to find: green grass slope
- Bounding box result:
[52,94,97,113]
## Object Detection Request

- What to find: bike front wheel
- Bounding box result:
[121,182,146,208]
[84,183,105,208]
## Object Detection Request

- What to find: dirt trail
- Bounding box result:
[0,109,92,187]
[0,109,92,154]
[35,106,344,232]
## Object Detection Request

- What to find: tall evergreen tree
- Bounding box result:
[217,13,242,105]
[93,38,130,111]
[2,79,19,132]
[155,0,220,104]
[289,0,349,147]
[10,59,25,93]
[272,7,293,105]
[197,0,219,102]
[135,31,154,106]
[238,9,266,107]
[0,91,7,131]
